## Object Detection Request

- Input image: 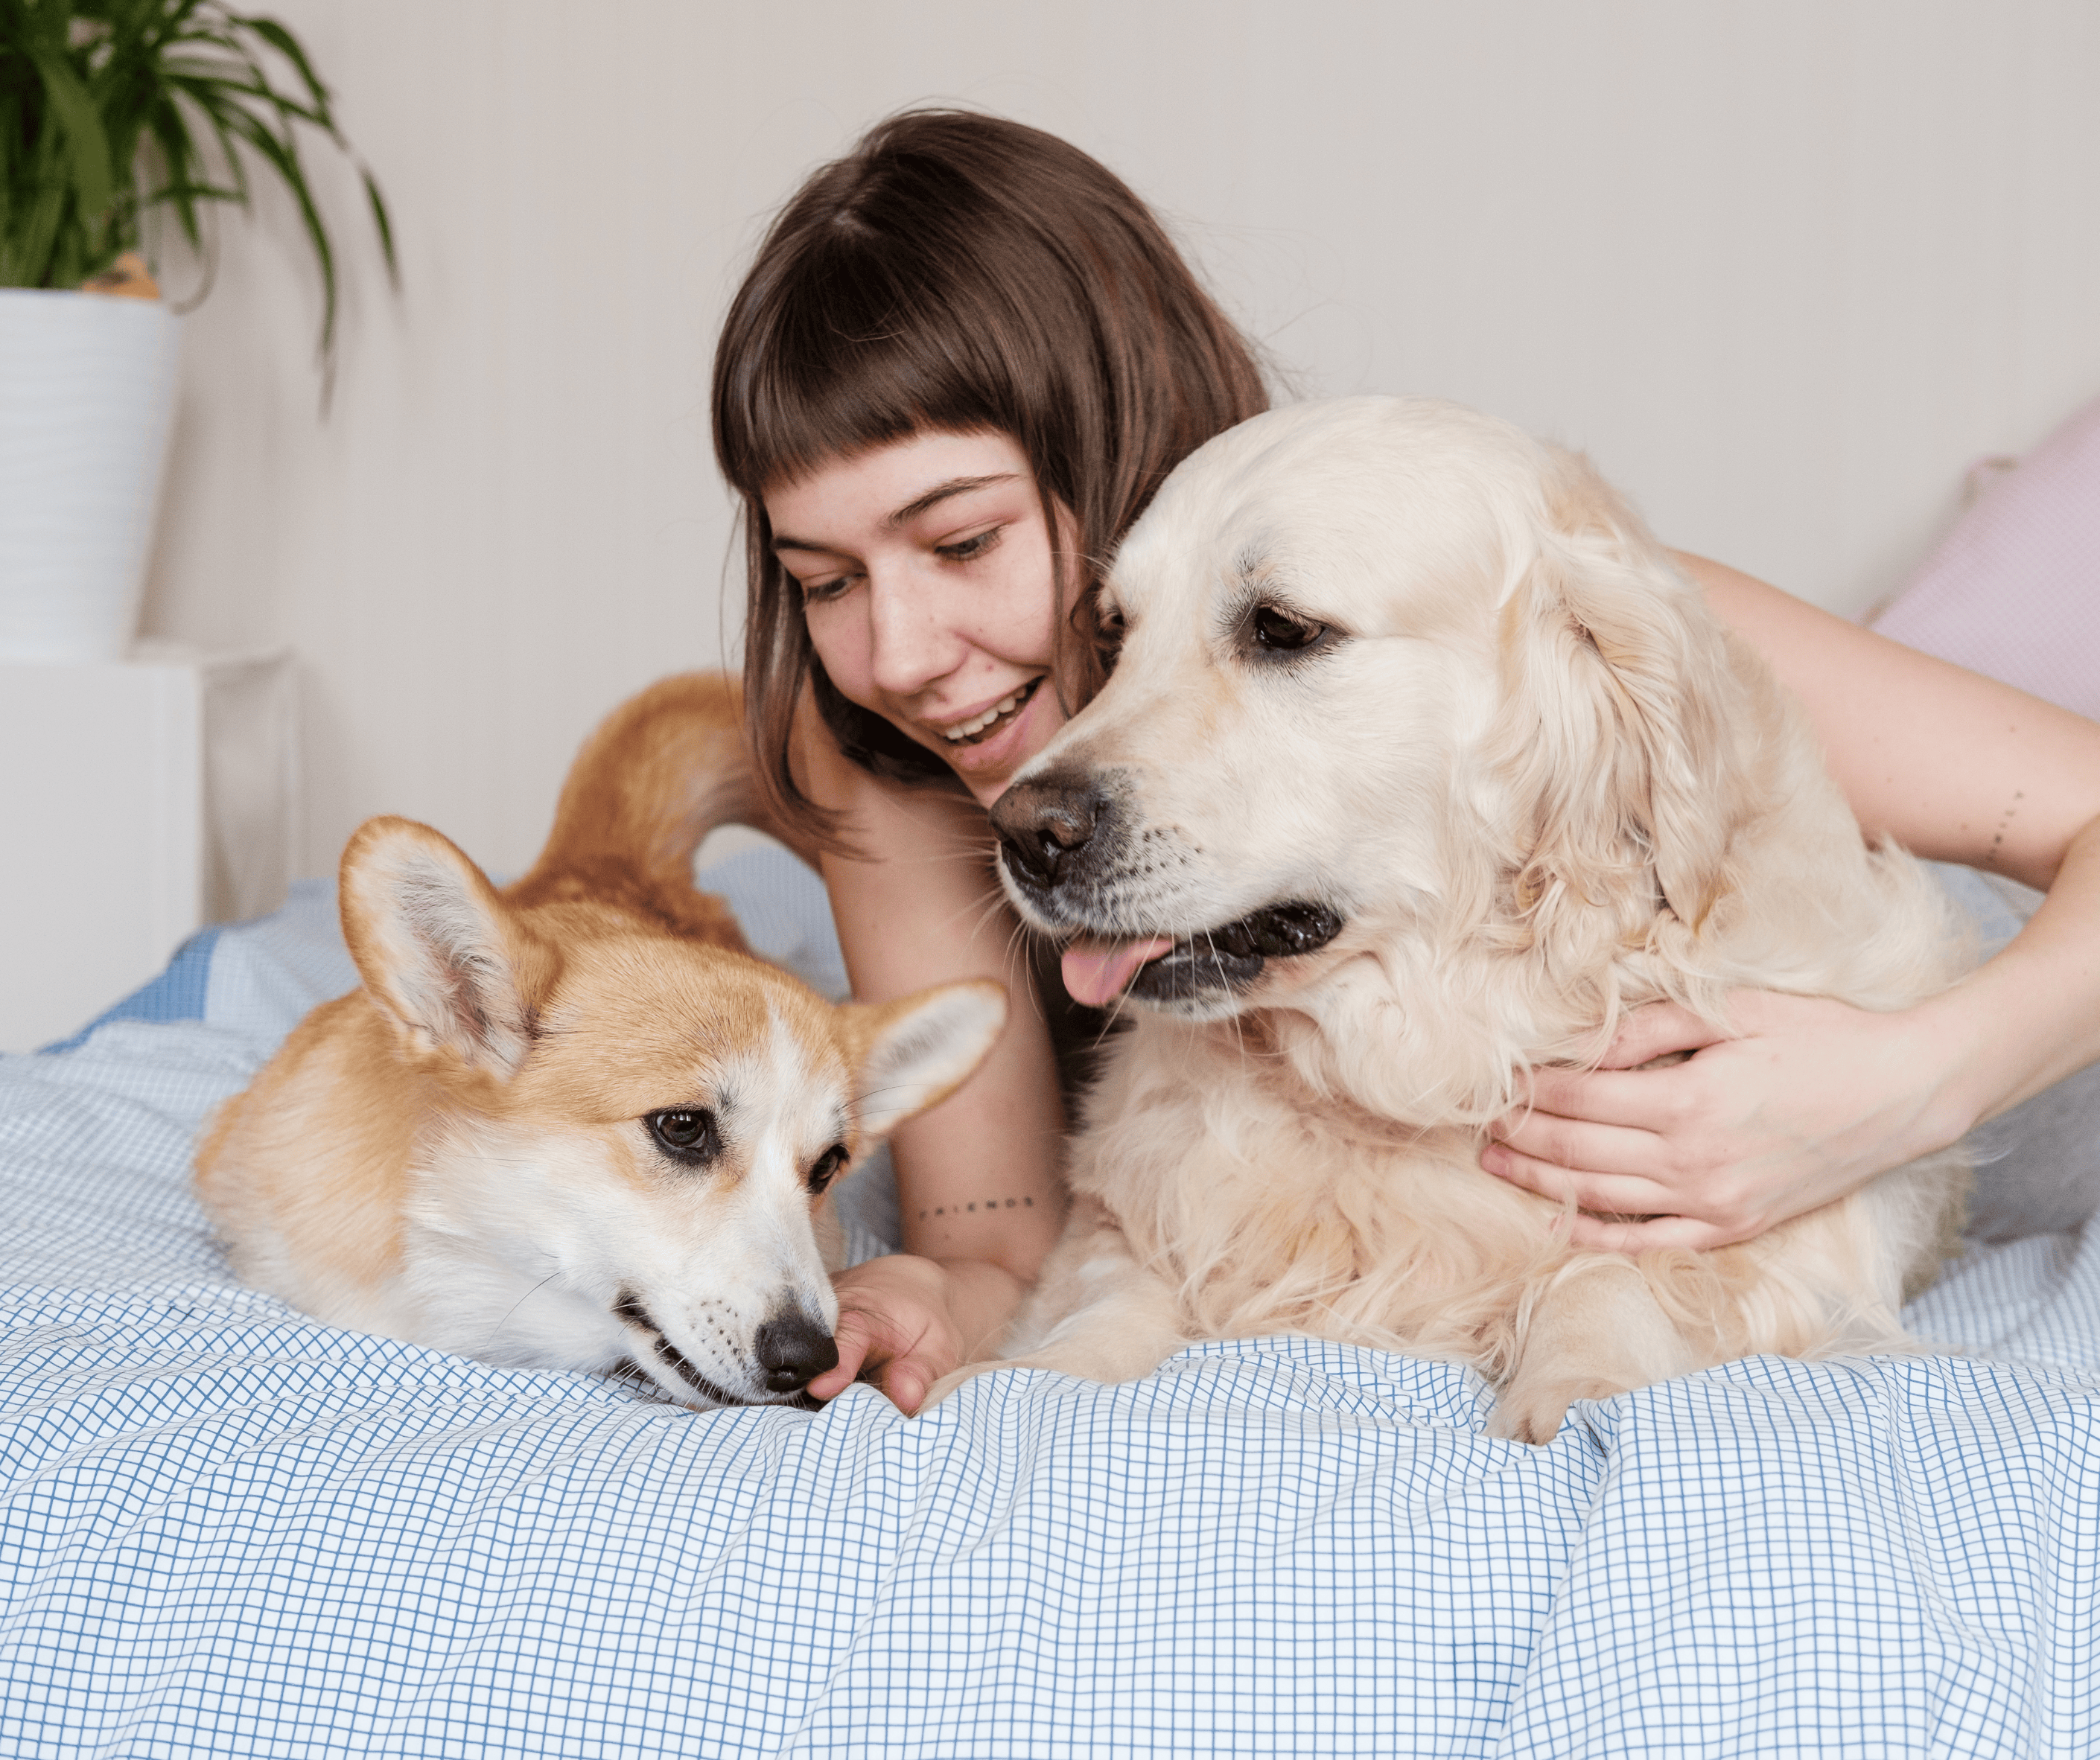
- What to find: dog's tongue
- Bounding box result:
[1060,937,1176,1007]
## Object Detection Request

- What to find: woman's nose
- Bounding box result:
[865,565,963,700]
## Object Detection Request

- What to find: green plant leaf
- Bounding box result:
[360,164,395,285]
[21,39,115,222]
[210,90,340,354]
[2,0,395,370]
[234,14,330,116]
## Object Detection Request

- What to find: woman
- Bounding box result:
[712,109,2100,1414]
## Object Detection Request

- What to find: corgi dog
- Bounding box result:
[195,674,1006,1407]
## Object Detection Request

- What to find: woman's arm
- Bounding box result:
[1480,554,2100,1249]
[792,703,1066,1409]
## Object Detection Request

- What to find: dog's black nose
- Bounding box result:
[993,774,1101,891]
[754,1309,839,1395]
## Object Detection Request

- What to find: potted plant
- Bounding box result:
[0,0,393,662]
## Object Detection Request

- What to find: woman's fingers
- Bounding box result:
[882,1356,933,1416]
[1520,1061,1698,1131]
[1479,1137,1681,1218]
[1485,1109,1670,1182]
[1485,991,1957,1252]
[1596,1000,1730,1070]
[806,1307,879,1401]
[807,1254,966,1412]
[1481,1134,1766,1247]
[1556,1210,1740,1253]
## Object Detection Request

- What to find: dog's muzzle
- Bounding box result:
[615,1290,836,1407]
[993,771,1344,1003]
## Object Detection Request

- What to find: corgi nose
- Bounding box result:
[755,1308,839,1394]
[993,772,1101,892]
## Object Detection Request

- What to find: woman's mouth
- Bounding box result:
[938,677,1042,747]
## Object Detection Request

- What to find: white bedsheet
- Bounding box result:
[2,855,2096,1757]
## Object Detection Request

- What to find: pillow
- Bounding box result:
[1871,394,2100,718]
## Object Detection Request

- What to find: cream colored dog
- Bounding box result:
[951,395,1966,1441]
[197,675,1005,1408]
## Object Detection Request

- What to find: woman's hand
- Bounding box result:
[806,1252,1025,1415]
[1479,990,1973,1251]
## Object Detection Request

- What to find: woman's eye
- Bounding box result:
[806,1144,850,1193]
[936,526,1002,564]
[646,1108,722,1167]
[801,574,855,605]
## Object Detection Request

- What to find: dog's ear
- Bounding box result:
[339,817,546,1076]
[839,981,1008,1142]
[1490,451,1749,946]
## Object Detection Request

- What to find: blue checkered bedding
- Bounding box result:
[3,852,2097,1757]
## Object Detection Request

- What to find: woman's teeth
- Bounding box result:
[941,682,1034,744]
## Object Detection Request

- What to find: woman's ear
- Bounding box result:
[1489,450,1749,943]
[338,816,546,1075]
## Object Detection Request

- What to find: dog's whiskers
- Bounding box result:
[486,1269,563,1346]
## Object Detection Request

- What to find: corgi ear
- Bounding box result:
[841,980,1008,1142]
[1490,450,1751,946]
[338,816,544,1076]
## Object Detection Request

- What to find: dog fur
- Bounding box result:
[949,395,1967,1441]
[195,673,1006,1407]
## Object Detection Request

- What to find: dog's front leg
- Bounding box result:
[1489,1257,1702,1444]
[920,1198,1187,1410]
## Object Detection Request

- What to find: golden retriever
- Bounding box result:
[942,395,1966,1441]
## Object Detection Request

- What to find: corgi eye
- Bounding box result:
[646,1108,721,1167]
[806,1144,850,1194]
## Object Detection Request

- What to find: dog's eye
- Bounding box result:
[1250,604,1326,654]
[1094,599,1127,676]
[806,1144,850,1194]
[646,1108,721,1167]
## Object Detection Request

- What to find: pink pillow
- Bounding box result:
[1871,395,2100,719]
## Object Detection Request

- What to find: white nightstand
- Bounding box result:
[0,643,299,1052]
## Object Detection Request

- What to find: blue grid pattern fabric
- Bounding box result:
[38,925,223,1053]
[1,853,2098,1756]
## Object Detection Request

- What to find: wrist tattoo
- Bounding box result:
[1984,790,2023,869]
[919,1195,1034,1220]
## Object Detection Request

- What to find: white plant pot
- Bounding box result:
[0,290,182,663]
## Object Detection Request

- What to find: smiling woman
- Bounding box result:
[709,109,1270,1411]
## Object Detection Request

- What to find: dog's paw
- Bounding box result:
[1487,1375,1619,1445]
[917,1359,1005,1413]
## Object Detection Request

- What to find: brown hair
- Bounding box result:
[712,108,1269,846]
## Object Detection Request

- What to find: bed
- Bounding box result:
[7,399,2100,1757]
[0,840,2096,1759]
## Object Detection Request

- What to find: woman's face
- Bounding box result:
[766,430,1072,806]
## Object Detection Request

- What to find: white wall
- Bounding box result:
[139,0,2100,884]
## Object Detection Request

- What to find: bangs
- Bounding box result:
[716,169,1069,500]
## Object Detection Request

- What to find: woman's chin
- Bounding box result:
[940,686,1059,803]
